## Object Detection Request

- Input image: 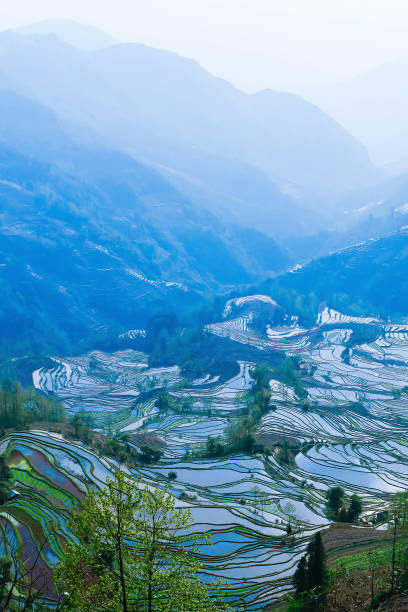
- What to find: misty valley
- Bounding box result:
[2,13,408,612]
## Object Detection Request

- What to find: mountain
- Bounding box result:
[0,88,290,277]
[0,91,293,358]
[257,228,408,321]
[306,61,408,173]
[16,19,118,51]
[0,27,378,237]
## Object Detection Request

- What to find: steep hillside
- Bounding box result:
[0,88,290,277]
[0,132,291,358]
[257,229,408,321]
[0,28,378,236]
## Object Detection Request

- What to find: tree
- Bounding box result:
[0,555,11,609]
[181,396,193,414]
[139,445,162,464]
[283,502,297,538]
[347,494,362,523]
[277,439,293,465]
[389,491,408,595]
[338,506,349,523]
[155,393,173,414]
[133,485,228,611]
[292,531,326,598]
[0,380,65,430]
[54,471,229,612]
[0,524,49,611]
[54,471,137,611]
[368,550,379,610]
[206,436,225,457]
[326,486,344,513]
[293,555,308,594]
[306,531,326,592]
[249,363,270,390]
[0,456,11,505]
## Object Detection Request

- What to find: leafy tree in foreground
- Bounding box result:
[0,524,49,611]
[54,471,229,612]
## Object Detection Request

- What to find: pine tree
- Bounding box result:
[294,555,308,594]
[293,531,327,596]
[306,531,326,592]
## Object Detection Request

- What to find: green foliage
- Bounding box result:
[389,491,408,595]
[155,392,174,413]
[336,495,363,523]
[225,418,256,454]
[206,436,226,458]
[274,358,308,400]
[249,363,271,389]
[326,492,408,608]
[201,362,272,459]
[293,555,308,594]
[54,471,229,611]
[293,531,326,596]
[256,230,408,322]
[147,321,208,376]
[139,445,163,464]
[326,488,362,523]
[0,455,11,505]
[326,486,345,513]
[348,494,363,522]
[252,286,320,327]
[330,543,390,576]
[0,379,65,430]
[71,413,93,443]
[0,554,11,606]
[285,590,316,611]
[307,532,326,591]
[277,439,292,465]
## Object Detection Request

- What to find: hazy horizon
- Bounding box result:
[2,0,408,96]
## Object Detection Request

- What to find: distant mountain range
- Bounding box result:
[0,24,379,236]
[0,21,396,358]
[0,90,294,358]
[15,19,118,51]
[306,61,408,173]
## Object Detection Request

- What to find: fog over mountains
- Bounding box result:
[306,61,408,174]
[4,17,408,611]
[0,25,378,224]
[1,20,407,357]
[16,18,118,51]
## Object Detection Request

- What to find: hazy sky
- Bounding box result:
[2,0,408,94]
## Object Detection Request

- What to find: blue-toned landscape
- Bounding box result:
[2,5,408,611]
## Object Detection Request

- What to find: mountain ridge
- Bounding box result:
[0,26,380,237]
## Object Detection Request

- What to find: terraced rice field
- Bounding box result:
[17,297,408,608]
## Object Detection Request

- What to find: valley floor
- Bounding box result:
[4,299,408,609]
